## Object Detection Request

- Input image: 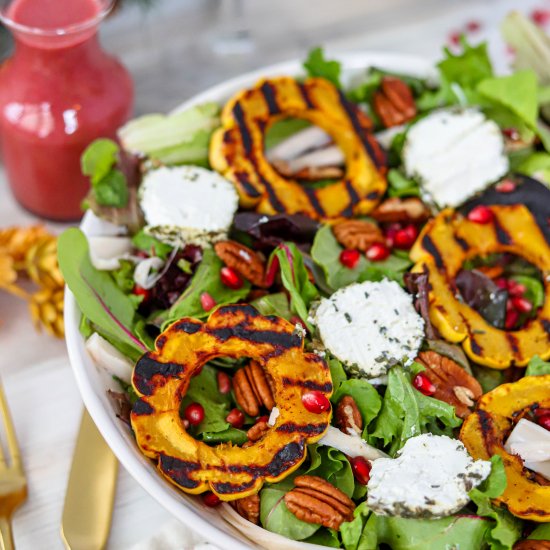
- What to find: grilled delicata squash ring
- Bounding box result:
[410,205,550,368]
[460,375,550,522]
[130,304,332,500]
[209,76,387,221]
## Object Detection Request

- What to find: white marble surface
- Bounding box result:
[0,0,544,548]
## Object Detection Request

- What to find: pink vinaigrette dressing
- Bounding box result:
[0,0,133,220]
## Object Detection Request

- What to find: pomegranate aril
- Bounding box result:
[200,292,216,312]
[502,128,520,141]
[384,223,401,247]
[366,243,390,262]
[507,280,527,297]
[202,492,221,507]
[495,277,508,290]
[466,19,481,32]
[302,391,331,414]
[226,408,245,429]
[495,180,516,193]
[448,31,461,47]
[133,285,150,299]
[184,402,205,425]
[511,296,532,313]
[413,372,436,396]
[505,309,519,330]
[534,407,550,418]
[393,224,418,250]
[340,249,361,269]
[350,456,371,485]
[217,371,232,394]
[467,205,494,224]
[538,414,550,431]
[531,8,550,26]
[220,266,243,290]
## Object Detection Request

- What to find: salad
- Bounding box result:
[59,12,550,550]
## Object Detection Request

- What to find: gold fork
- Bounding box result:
[0,378,27,550]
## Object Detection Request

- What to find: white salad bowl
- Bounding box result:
[65,52,435,550]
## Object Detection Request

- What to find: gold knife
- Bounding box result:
[61,409,118,550]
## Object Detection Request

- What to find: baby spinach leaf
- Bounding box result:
[304,528,340,547]
[370,365,462,455]
[250,292,292,320]
[525,355,550,376]
[158,247,250,327]
[328,357,347,395]
[303,47,342,88]
[58,228,147,361]
[529,523,550,540]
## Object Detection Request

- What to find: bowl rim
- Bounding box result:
[65,50,435,550]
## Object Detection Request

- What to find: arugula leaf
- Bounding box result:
[469,456,521,550]
[260,474,320,540]
[478,70,539,130]
[370,365,462,455]
[157,247,250,327]
[182,364,232,435]
[58,228,147,361]
[525,355,550,376]
[131,229,173,260]
[438,38,494,91]
[311,225,411,291]
[303,47,342,88]
[249,292,292,320]
[332,379,382,436]
[273,243,318,326]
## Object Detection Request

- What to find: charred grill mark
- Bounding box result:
[217,304,261,318]
[156,335,167,349]
[493,218,512,245]
[276,422,328,436]
[366,191,380,201]
[337,90,382,169]
[234,170,261,199]
[208,324,302,349]
[345,179,360,205]
[469,334,483,356]
[222,131,234,144]
[259,173,286,212]
[211,480,256,494]
[232,102,253,155]
[455,236,469,251]
[303,187,325,217]
[173,320,202,334]
[134,356,183,396]
[159,454,201,489]
[506,333,520,354]
[299,83,315,109]
[260,82,280,115]
[542,319,550,335]
[477,410,496,456]
[132,399,154,416]
[281,377,332,392]
[267,442,305,476]
[422,235,445,270]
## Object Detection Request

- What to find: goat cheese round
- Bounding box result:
[139,166,239,246]
[312,280,424,378]
[404,108,509,207]
[367,434,491,518]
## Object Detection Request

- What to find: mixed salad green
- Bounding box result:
[59,13,550,550]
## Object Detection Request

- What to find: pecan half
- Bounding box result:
[333,220,383,251]
[233,494,261,525]
[513,541,550,550]
[373,76,417,128]
[284,475,355,530]
[371,197,430,224]
[335,396,363,435]
[214,240,266,287]
[233,360,275,416]
[416,351,483,418]
[246,420,270,442]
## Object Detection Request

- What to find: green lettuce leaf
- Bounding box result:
[311,225,411,290]
[328,357,347,395]
[303,47,342,88]
[249,292,292,320]
[157,247,250,327]
[517,151,550,184]
[131,229,173,260]
[273,243,319,326]
[58,228,148,361]
[304,528,340,547]
[370,365,462,455]
[469,456,522,550]
[306,445,355,498]
[525,355,550,376]
[529,523,550,540]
